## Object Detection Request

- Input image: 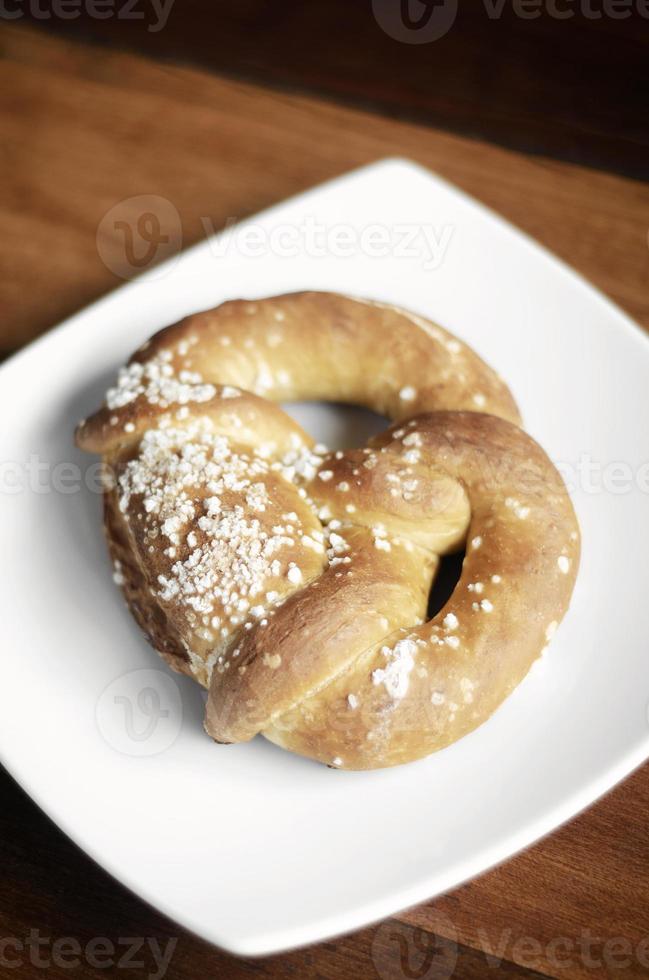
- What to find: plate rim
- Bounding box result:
[1,156,648,957]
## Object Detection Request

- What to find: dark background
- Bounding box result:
[15,0,649,180]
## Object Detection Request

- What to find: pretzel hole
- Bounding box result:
[282,401,387,450]
[427,549,465,620]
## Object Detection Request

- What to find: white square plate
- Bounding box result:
[1,159,648,956]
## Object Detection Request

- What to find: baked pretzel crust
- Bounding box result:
[76,291,578,769]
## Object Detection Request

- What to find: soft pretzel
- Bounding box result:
[76,291,579,769]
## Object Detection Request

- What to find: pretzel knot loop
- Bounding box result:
[76,292,579,769]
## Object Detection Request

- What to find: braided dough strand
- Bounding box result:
[208,412,579,768]
[77,291,520,457]
[75,291,579,770]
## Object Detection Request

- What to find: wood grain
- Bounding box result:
[18,1,649,180]
[401,760,649,978]
[1,22,649,980]
[3,758,648,977]
[0,765,550,979]
[1,24,648,357]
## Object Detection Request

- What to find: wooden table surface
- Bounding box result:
[15,0,649,180]
[1,22,649,980]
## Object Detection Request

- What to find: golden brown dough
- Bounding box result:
[76,291,579,769]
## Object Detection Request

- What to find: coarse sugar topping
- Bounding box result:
[116,420,326,654]
[106,350,216,411]
[372,637,418,699]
